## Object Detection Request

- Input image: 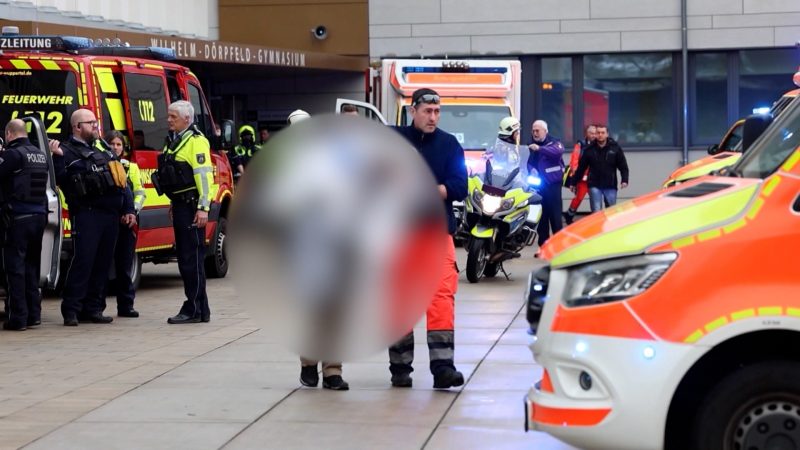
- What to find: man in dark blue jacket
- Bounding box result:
[0,119,50,330]
[389,88,468,389]
[527,120,565,247]
[50,109,136,326]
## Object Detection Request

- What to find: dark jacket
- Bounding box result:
[573,138,629,189]
[0,137,49,214]
[54,136,134,215]
[393,125,467,235]
[527,134,565,186]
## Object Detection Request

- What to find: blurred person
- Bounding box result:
[289,110,350,391]
[50,109,136,326]
[564,124,597,225]
[132,129,154,150]
[389,88,467,389]
[527,120,565,247]
[153,100,215,324]
[572,124,629,212]
[341,104,359,117]
[0,119,49,330]
[106,130,145,318]
[258,126,270,147]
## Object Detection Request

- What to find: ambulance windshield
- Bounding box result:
[0,68,80,141]
[404,104,511,151]
[736,95,800,179]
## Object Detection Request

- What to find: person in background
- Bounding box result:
[563,124,596,225]
[527,120,565,247]
[571,124,629,212]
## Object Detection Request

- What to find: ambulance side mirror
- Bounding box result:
[707,143,719,155]
[220,120,234,150]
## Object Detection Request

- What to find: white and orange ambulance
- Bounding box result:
[525,86,800,448]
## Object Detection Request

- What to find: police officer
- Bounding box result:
[0,119,49,331]
[50,109,136,326]
[153,100,215,324]
[106,130,145,318]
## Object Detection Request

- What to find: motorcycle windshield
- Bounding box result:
[484,140,523,189]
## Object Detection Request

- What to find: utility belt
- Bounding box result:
[68,162,126,199]
[153,154,195,197]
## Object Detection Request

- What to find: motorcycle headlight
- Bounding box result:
[563,253,677,307]
[500,197,515,211]
[482,195,502,214]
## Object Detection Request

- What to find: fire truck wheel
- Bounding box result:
[205,216,228,278]
[691,361,800,450]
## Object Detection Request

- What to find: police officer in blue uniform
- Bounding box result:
[0,119,49,331]
[50,109,136,326]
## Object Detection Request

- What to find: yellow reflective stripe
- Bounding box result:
[745,197,764,220]
[552,184,759,268]
[40,60,60,70]
[761,176,781,197]
[143,188,171,207]
[697,228,722,242]
[782,150,800,172]
[120,60,136,66]
[143,64,163,70]
[704,316,728,333]
[684,329,703,344]
[91,61,118,66]
[68,61,80,72]
[136,244,173,253]
[675,154,742,182]
[758,306,782,316]
[95,67,118,94]
[671,236,695,249]
[105,98,126,131]
[10,59,31,70]
[787,308,800,318]
[731,308,756,321]
[722,218,747,234]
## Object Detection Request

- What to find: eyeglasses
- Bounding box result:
[413,94,440,106]
[78,120,98,127]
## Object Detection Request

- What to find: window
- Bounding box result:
[0,69,79,141]
[187,83,213,136]
[693,53,728,146]
[584,53,674,146]
[739,49,799,119]
[124,73,168,150]
[738,96,800,179]
[541,57,573,144]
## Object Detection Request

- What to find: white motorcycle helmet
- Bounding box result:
[498,116,520,137]
[288,109,311,125]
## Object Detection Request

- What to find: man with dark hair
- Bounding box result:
[389,88,467,390]
[572,124,629,212]
[0,119,49,330]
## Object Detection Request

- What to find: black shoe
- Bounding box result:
[118,309,139,318]
[3,322,26,331]
[300,365,319,387]
[201,314,210,323]
[167,313,201,324]
[81,313,113,324]
[323,375,350,391]
[63,316,78,327]
[27,319,41,327]
[391,373,413,388]
[433,368,464,389]
[564,212,574,225]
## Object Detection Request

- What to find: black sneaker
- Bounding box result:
[322,375,350,391]
[391,373,413,388]
[433,368,464,389]
[564,212,575,225]
[300,365,319,387]
[63,316,79,327]
[3,322,26,331]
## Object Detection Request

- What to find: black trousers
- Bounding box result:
[112,223,137,312]
[61,209,119,319]
[536,182,563,246]
[173,202,210,319]
[3,214,46,328]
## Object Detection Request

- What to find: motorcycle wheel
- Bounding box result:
[484,262,499,278]
[466,238,488,283]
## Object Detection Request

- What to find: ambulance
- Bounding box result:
[524,74,800,449]
[662,87,799,189]
[0,32,235,288]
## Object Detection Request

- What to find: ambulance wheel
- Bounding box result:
[691,361,800,450]
[205,216,228,278]
[466,239,487,283]
[484,262,499,278]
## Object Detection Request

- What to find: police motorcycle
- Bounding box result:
[463,137,542,283]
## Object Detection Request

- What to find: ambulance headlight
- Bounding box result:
[563,253,677,307]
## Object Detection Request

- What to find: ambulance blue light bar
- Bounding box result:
[402,66,507,74]
[0,32,176,61]
[0,35,93,51]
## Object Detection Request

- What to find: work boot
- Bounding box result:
[391,372,413,388]
[322,375,350,391]
[564,209,576,225]
[300,365,319,387]
[433,367,464,389]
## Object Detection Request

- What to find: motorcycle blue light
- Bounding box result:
[527,175,542,186]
